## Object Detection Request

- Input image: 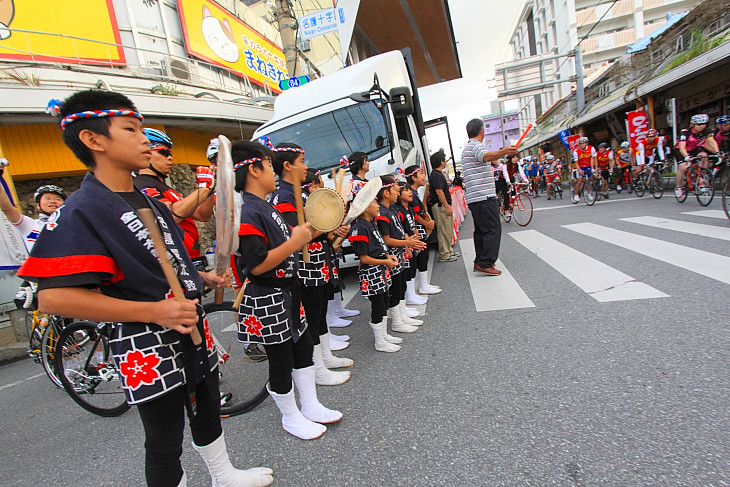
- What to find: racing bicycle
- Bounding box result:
[499,182,533,226]
[675,155,715,206]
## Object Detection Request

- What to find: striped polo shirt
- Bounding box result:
[461,138,496,204]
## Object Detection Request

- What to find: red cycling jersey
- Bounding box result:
[572,146,596,169]
[596,150,613,169]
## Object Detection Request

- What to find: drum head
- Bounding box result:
[305,188,346,232]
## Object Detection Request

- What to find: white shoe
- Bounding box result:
[417,271,441,294]
[399,302,423,326]
[329,333,349,342]
[193,433,274,486]
[313,344,351,385]
[326,300,352,328]
[380,316,402,344]
[404,305,420,318]
[369,320,401,352]
[333,294,359,318]
[320,334,354,369]
[329,337,350,351]
[616,184,622,191]
[292,366,343,424]
[267,383,327,440]
[388,306,417,333]
[405,279,427,305]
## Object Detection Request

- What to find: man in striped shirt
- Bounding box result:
[461,118,518,276]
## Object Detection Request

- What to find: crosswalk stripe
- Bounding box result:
[510,229,668,302]
[621,216,730,241]
[680,210,728,220]
[460,238,535,311]
[533,196,645,212]
[564,222,730,285]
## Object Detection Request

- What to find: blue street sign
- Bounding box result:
[279,75,311,91]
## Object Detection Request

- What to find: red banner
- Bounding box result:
[627,110,649,151]
[567,135,580,153]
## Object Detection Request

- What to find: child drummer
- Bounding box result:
[18,90,273,487]
[393,181,427,309]
[234,141,342,440]
[347,179,400,352]
[375,175,427,335]
[269,144,352,387]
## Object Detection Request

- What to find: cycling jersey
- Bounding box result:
[543,161,558,175]
[572,146,597,169]
[616,149,632,168]
[596,150,613,169]
[527,163,540,177]
[636,137,665,165]
[713,127,730,150]
[677,127,713,153]
[11,213,49,253]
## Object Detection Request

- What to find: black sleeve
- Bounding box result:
[238,235,269,272]
[376,217,391,236]
[280,211,298,228]
[37,272,104,291]
[351,241,369,257]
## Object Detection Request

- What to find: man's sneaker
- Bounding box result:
[439,255,458,262]
[572,194,579,203]
[547,196,551,200]
[604,193,609,199]
[220,392,233,407]
[450,251,461,258]
[244,344,267,362]
[674,187,685,198]
[504,210,511,217]
[616,184,622,191]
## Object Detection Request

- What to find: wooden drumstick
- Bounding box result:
[291,170,309,263]
[138,209,202,346]
[232,278,249,310]
[335,168,345,194]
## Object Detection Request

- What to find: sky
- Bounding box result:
[418,0,524,159]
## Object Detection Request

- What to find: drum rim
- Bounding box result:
[305,188,345,232]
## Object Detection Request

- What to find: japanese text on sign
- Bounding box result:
[299,7,345,41]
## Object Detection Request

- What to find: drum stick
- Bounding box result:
[291,171,309,262]
[138,209,202,346]
[232,279,249,309]
[335,168,345,194]
[515,124,534,148]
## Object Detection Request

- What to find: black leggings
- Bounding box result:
[301,284,329,345]
[416,247,429,272]
[137,373,222,487]
[263,331,314,394]
[368,293,388,323]
[496,178,510,210]
[388,270,405,308]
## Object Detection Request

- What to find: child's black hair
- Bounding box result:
[404,164,421,185]
[272,142,303,176]
[397,181,412,202]
[59,90,138,169]
[232,140,274,192]
[348,151,367,176]
[303,167,320,191]
[377,175,396,201]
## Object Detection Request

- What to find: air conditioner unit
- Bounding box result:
[299,39,311,52]
[170,59,191,80]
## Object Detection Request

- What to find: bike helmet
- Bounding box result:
[34,184,67,203]
[144,128,173,148]
[598,142,609,149]
[206,138,220,163]
[646,129,658,137]
[545,154,555,160]
[716,115,730,125]
[690,114,709,125]
[578,136,589,144]
[620,141,630,149]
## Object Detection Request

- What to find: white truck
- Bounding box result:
[253,49,433,265]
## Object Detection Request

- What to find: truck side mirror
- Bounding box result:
[389,87,414,118]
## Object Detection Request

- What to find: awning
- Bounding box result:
[626,12,688,54]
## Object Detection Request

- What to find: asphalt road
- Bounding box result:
[1,188,728,486]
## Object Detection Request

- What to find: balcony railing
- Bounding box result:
[0,28,274,100]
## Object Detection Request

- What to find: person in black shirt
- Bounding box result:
[429,150,457,262]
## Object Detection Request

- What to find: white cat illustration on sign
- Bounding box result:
[201,5,239,63]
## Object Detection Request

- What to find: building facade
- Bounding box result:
[483,102,521,150]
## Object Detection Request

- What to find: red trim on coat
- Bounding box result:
[238,223,269,245]
[273,202,297,213]
[19,255,120,279]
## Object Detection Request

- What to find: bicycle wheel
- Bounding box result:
[554,181,563,199]
[54,321,130,417]
[723,178,730,220]
[634,177,646,197]
[695,167,714,206]
[594,177,604,201]
[40,318,65,388]
[584,180,597,206]
[204,302,269,417]
[650,171,663,199]
[512,193,533,226]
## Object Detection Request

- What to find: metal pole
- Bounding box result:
[499,101,506,148]
[671,97,678,173]
[275,0,299,76]
[574,46,585,113]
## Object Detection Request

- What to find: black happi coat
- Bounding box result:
[18,173,216,405]
[349,217,391,297]
[376,202,406,275]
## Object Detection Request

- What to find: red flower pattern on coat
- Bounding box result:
[275,269,286,278]
[321,263,330,280]
[385,269,391,279]
[308,242,323,251]
[362,280,369,292]
[300,304,306,317]
[333,267,339,278]
[203,317,215,351]
[119,350,162,391]
[244,315,263,336]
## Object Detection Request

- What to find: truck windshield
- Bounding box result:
[264,102,390,171]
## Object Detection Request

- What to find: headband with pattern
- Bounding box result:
[234,158,263,170]
[404,167,421,178]
[273,147,305,154]
[339,156,351,167]
[60,110,144,130]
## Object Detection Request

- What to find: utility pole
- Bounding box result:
[574,45,585,113]
[273,0,299,76]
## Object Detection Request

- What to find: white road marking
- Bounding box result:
[510,229,668,302]
[460,238,535,311]
[564,222,730,285]
[534,196,647,211]
[0,372,46,392]
[621,216,730,241]
[680,210,728,220]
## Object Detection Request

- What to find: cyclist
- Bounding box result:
[543,153,560,200]
[571,137,597,202]
[713,115,730,152]
[595,142,615,199]
[134,128,216,270]
[614,141,633,191]
[635,129,665,183]
[675,114,719,199]
[526,156,541,197]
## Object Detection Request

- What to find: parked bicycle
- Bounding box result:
[499,182,533,226]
